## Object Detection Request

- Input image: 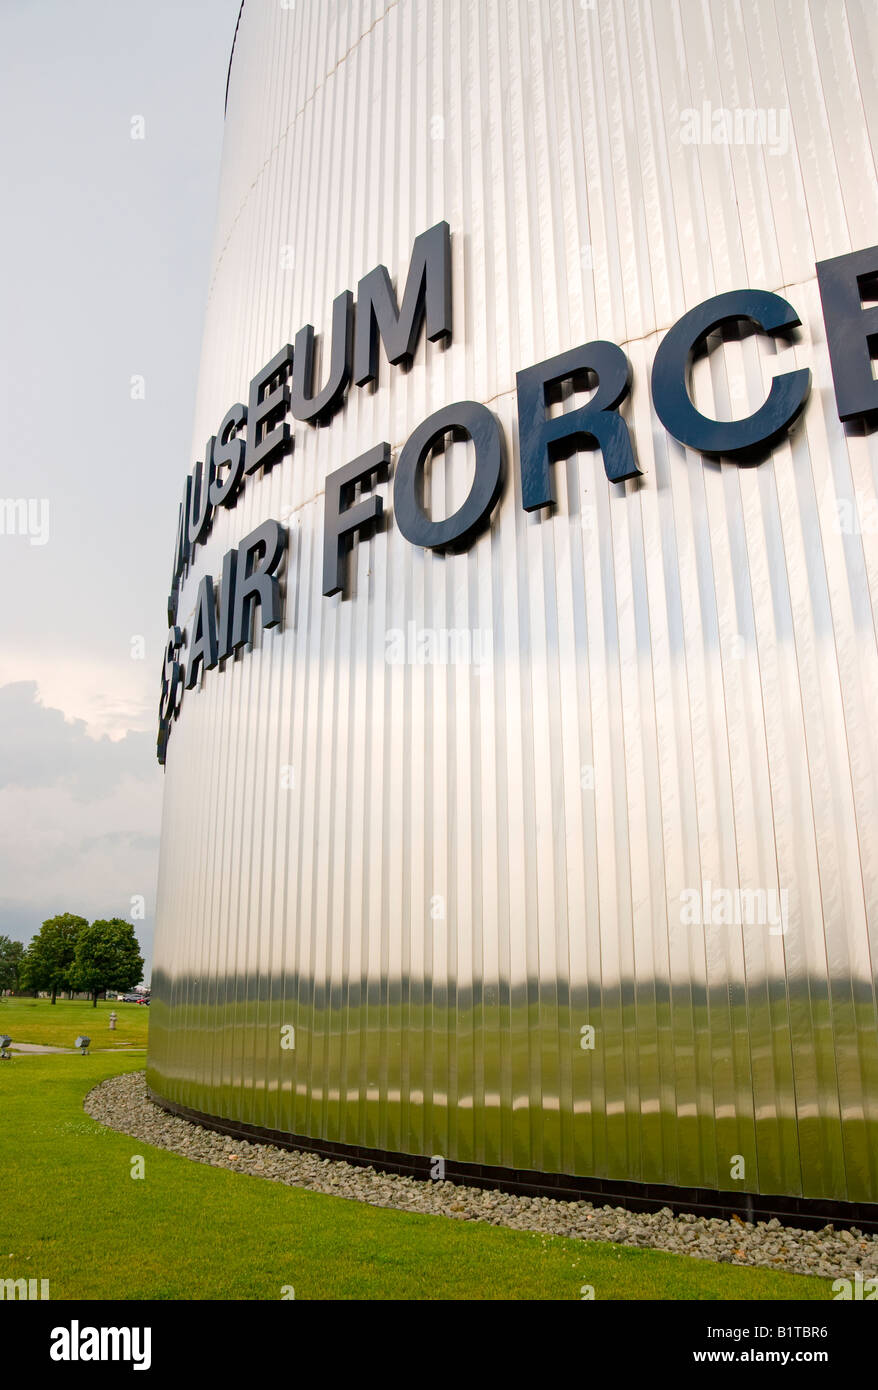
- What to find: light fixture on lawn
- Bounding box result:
[0,1035,11,1059]
[74,1036,90,1055]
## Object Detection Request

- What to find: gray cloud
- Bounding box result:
[0,682,156,800]
[0,0,241,980]
[0,684,162,974]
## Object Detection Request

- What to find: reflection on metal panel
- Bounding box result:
[147,0,878,1202]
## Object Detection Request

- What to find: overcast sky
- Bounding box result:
[0,0,242,976]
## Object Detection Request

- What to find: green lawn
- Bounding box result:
[0,1037,837,1299]
[0,995,149,1049]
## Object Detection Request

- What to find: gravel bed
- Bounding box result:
[85,1071,877,1281]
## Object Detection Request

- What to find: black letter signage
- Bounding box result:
[816,244,878,423]
[231,520,286,649]
[393,401,504,549]
[246,346,293,475]
[323,443,389,597]
[354,222,452,387]
[516,341,639,511]
[651,289,810,458]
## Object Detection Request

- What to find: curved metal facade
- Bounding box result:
[148,0,878,1205]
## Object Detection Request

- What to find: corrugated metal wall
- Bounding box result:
[148,0,878,1203]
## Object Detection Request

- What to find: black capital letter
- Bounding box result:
[354,222,451,387]
[186,575,219,689]
[323,443,388,597]
[173,475,193,581]
[816,244,878,423]
[231,520,286,650]
[246,346,293,475]
[393,402,504,549]
[291,290,353,424]
[651,289,810,459]
[210,404,248,508]
[187,441,216,550]
[216,547,237,661]
[517,341,639,512]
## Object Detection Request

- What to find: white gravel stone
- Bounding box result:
[84,1071,876,1282]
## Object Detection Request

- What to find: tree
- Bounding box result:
[0,936,24,993]
[72,919,144,1007]
[19,914,87,1004]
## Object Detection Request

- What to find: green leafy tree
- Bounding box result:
[72,918,144,1007]
[0,936,24,993]
[19,914,87,1004]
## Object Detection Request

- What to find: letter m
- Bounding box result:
[354,222,451,386]
[102,1329,129,1361]
[0,499,27,536]
[737,108,765,145]
[738,888,764,924]
[0,1279,28,1300]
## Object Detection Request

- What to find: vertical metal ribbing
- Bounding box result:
[148,0,878,1204]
